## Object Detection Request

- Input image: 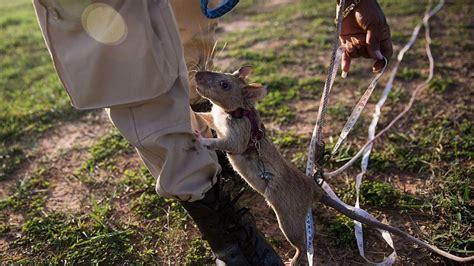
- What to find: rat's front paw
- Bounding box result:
[194,130,215,149]
[200,138,216,148]
[193,129,203,139]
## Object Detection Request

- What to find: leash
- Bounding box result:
[330,58,387,156]
[304,1,346,264]
[305,0,446,264]
[323,0,445,178]
[200,0,240,19]
[350,1,444,264]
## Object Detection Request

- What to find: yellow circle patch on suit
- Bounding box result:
[81,3,127,45]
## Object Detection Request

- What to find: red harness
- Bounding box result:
[227,108,265,153]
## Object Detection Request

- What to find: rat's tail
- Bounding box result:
[319,193,474,263]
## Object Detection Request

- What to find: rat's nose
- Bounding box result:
[195,71,213,84]
[195,71,205,83]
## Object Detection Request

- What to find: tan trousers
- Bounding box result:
[108,72,220,202]
[33,0,221,201]
[108,0,221,202]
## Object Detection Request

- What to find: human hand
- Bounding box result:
[339,0,393,77]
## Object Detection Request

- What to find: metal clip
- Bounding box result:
[314,141,331,167]
[255,145,273,181]
[260,171,273,181]
[313,169,325,186]
[252,128,265,144]
[254,140,261,152]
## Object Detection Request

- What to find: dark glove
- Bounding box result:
[339,0,393,76]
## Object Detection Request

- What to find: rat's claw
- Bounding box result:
[194,129,202,139]
[199,138,215,148]
[193,129,215,148]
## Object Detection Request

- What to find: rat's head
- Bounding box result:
[195,66,267,111]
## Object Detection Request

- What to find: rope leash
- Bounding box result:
[324,0,445,178]
[351,1,445,264]
[305,0,446,264]
[304,1,346,263]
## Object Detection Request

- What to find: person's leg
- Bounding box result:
[108,1,283,264]
[108,74,282,265]
[168,2,282,264]
[108,75,219,202]
[32,0,280,262]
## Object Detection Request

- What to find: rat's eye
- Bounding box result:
[220,80,231,91]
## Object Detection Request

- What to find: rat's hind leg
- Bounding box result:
[272,205,308,265]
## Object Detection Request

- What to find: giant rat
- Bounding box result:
[193,66,473,265]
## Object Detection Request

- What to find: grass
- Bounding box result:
[0,0,85,179]
[0,143,23,180]
[428,75,455,93]
[337,179,426,210]
[323,214,357,248]
[185,239,214,265]
[397,67,421,81]
[369,114,472,172]
[270,131,303,149]
[79,130,132,174]
[0,0,472,264]
[14,212,138,264]
[0,167,50,215]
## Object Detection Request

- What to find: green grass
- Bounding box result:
[328,102,351,121]
[397,67,421,81]
[271,131,303,149]
[185,239,214,265]
[337,180,426,210]
[80,130,132,174]
[370,115,472,172]
[323,214,357,248]
[14,211,138,264]
[0,167,50,215]
[428,75,455,93]
[0,143,23,180]
[0,1,85,179]
[130,170,189,227]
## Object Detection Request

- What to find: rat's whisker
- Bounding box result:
[216,41,227,59]
[187,60,201,74]
[205,40,219,71]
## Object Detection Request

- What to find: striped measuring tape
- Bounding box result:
[322,181,397,265]
[324,0,446,179]
[351,1,444,264]
[305,1,346,264]
[306,0,445,265]
[331,57,387,156]
[309,46,395,265]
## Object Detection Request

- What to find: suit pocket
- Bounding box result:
[35,0,180,109]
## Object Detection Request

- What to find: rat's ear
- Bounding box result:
[233,66,253,80]
[244,83,267,100]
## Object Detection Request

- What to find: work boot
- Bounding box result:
[181,180,283,266]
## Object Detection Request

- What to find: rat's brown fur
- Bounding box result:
[194,67,474,265]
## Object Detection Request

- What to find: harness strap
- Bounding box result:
[227,108,265,153]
